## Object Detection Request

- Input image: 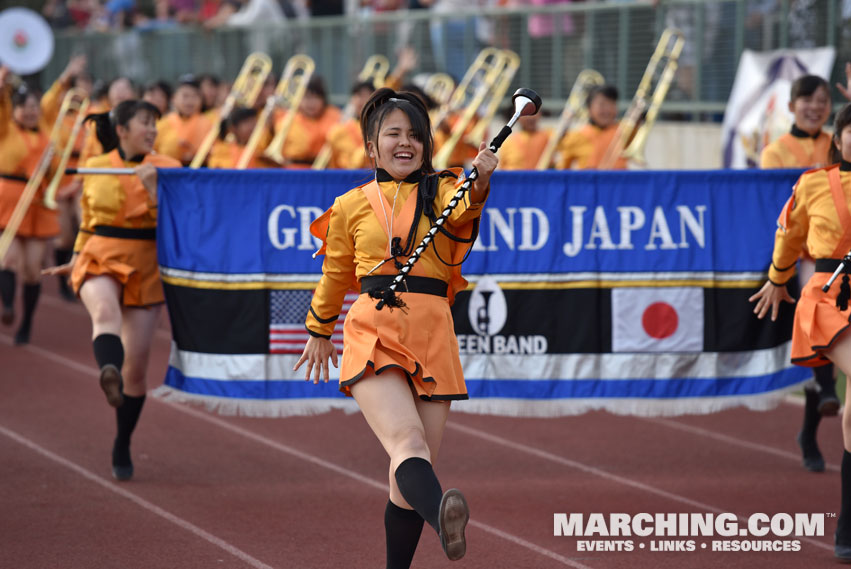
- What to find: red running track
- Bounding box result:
[0,281,843,568]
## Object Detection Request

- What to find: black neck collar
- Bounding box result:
[376,168,425,184]
[790,124,821,139]
[118,146,146,163]
[841,160,851,172]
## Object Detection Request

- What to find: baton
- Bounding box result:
[372,88,542,310]
[65,168,137,175]
[823,252,851,292]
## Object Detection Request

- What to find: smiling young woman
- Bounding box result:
[294,88,498,568]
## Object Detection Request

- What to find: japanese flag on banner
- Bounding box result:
[612,287,704,353]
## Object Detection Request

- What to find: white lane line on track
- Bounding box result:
[445,421,834,553]
[0,424,275,569]
[2,337,593,569]
[645,417,840,473]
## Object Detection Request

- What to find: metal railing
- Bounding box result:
[39,0,849,120]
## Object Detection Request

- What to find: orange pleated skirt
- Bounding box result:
[791,271,851,366]
[71,234,164,307]
[0,179,59,238]
[340,292,468,401]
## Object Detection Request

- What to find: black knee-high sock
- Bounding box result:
[113,394,145,467]
[385,500,425,569]
[800,387,822,447]
[93,333,124,371]
[394,457,443,534]
[814,364,837,398]
[17,283,40,334]
[838,451,851,544]
[0,269,14,309]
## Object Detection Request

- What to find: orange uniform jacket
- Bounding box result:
[769,166,851,285]
[154,112,213,166]
[499,129,552,170]
[0,79,66,237]
[274,106,342,167]
[305,169,487,337]
[556,123,627,170]
[760,130,832,170]
[326,119,369,169]
[208,139,265,169]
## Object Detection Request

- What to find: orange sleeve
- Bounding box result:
[305,197,357,338]
[767,178,808,285]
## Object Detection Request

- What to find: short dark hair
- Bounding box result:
[144,80,173,101]
[11,84,40,108]
[830,103,851,164]
[586,85,619,108]
[790,75,829,101]
[306,75,328,103]
[360,87,434,173]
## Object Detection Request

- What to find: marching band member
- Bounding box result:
[0,56,84,345]
[751,103,851,562]
[54,67,94,302]
[44,99,180,481]
[154,75,212,166]
[556,84,627,170]
[322,80,375,169]
[207,106,268,169]
[142,80,173,116]
[759,74,837,473]
[296,88,497,568]
[498,112,550,170]
[272,75,341,168]
[79,76,138,162]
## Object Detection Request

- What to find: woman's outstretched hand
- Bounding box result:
[294,335,339,384]
[749,280,795,321]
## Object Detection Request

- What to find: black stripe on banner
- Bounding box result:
[451,286,795,355]
[163,284,269,354]
[452,289,612,353]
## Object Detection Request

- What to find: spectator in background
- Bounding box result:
[308,0,344,16]
[134,0,180,31]
[42,0,75,29]
[420,0,490,81]
[170,0,200,23]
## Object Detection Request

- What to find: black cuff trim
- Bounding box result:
[309,305,339,324]
[306,326,331,339]
[767,277,789,287]
[771,261,796,273]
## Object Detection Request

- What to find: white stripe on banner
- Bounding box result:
[159,267,767,286]
[170,342,795,383]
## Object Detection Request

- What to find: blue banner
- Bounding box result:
[154,168,811,418]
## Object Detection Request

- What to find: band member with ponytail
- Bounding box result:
[751,103,851,562]
[759,74,838,473]
[295,88,498,567]
[0,56,85,344]
[43,100,180,481]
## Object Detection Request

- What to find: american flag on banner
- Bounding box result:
[269,290,357,354]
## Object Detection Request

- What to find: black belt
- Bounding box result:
[815,259,847,273]
[0,173,28,183]
[94,226,156,240]
[360,275,447,297]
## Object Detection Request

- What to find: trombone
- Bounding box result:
[190,52,273,169]
[464,49,519,146]
[240,54,315,169]
[599,28,684,170]
[536,69,604,170]
[0,89,87,260]
[358,54,390,89]
[44,89,90,208]
[424,73,455,109]
[312,54,389,170]
[432,48,514,170]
